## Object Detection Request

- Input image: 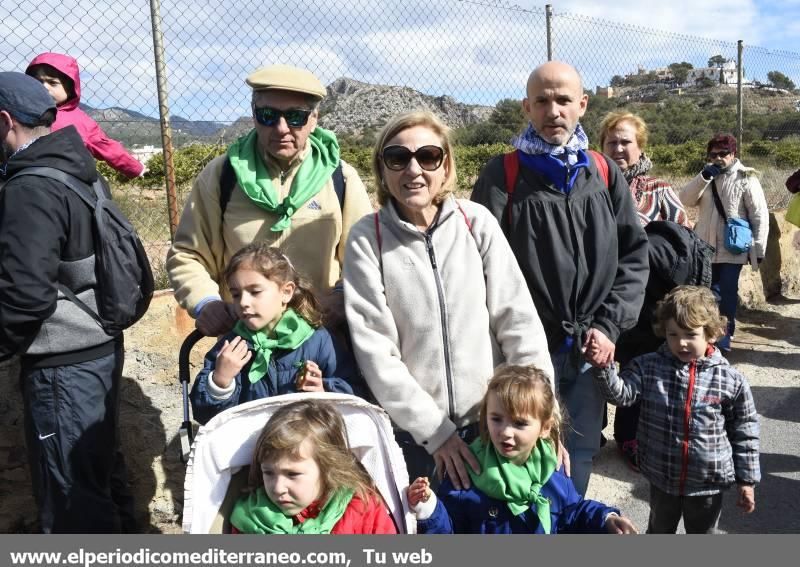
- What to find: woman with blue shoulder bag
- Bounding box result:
[679,133,769,352]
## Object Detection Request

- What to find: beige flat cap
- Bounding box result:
[246,64,327,98]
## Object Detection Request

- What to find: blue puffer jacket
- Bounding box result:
[418,467,619,534]
[190,327,354,424]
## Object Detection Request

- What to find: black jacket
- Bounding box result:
[0,126,115,366]
[471,152,649,351]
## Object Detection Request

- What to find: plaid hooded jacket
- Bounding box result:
[595,343,760,496]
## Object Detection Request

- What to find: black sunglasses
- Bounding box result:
[708,150,731,159]
[253,106,313,128]
[381,145,445,171]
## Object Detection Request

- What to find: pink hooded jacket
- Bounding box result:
[26,53,144,178]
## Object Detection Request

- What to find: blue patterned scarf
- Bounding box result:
[512,123,589,166]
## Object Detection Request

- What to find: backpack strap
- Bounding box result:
[710,180,729,222]
[219,157,237,218]
[332,162,346,210]
[6,167,106,326]
[220,159,346,220]
[503,150,520,229]
[587,149,609,189]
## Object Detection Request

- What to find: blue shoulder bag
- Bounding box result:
[711,180,753,255]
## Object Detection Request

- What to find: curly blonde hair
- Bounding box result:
[653,285,728,340]
[371,111,457,207]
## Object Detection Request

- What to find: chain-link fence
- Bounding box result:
[4,0,799,288]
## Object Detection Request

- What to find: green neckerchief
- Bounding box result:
[227,127,340,232]
[468,437,558,533]
[233,308,315,384]
[230,486,354,534]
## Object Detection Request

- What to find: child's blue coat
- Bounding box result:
[190,327,354,424]
[418,467,619,534]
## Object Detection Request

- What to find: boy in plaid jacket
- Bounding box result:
[594,286,760,533]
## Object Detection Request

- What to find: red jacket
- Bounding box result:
[231,495,398,534]
[26,52,145,178]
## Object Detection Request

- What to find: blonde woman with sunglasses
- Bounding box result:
[343,111,553,491]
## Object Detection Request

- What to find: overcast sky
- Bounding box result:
[4,0,800,122]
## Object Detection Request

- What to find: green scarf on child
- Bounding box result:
[233,308,315,384]
[230,487,354,534]
[227,127,340,232]
[468,437,558,533]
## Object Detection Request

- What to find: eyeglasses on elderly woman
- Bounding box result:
[380,145,445,171]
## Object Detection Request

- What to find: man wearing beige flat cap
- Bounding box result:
[167,64,372,338]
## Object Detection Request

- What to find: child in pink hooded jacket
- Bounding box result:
[26,52,145,178]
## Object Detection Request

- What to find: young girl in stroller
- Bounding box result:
[190,242,355,424]
[229,399,397,534]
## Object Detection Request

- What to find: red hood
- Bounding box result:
[26,52,82,110]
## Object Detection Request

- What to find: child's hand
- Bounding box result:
[213,336,252,388]
[737,484,755,513]
[296,360,324,392]
[408,477,432,508]
[605,514,639,534]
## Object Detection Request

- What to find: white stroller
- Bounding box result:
[181,391,415,534]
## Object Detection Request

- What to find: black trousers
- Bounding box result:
[646,484,723,534]
[21,340,136,533]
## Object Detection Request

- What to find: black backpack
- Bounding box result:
[616,220,715,363]
[218,157,346,218]
[9,167,154,334]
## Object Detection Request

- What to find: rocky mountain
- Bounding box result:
[81,78,494,147]
[318,78,493,138]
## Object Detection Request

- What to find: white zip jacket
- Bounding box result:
[679,160,769,265]
[344,196,554,454]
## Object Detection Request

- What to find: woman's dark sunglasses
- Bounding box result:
[708,150,731,159]
[381,145,445,171]
[253,106,313,128]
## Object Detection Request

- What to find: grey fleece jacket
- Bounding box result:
[344,196,554,454]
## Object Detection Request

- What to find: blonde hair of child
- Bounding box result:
[225,242,322,327]
[247,400,378,504]
[478,365,564,449]
[653,285,727,340]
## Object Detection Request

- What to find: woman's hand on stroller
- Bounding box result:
[212,336,252,388]
[295,360,324,392]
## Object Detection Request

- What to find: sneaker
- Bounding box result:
[618,440,640,472]
[717,334,732,353]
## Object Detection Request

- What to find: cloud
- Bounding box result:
[3,0,798,123]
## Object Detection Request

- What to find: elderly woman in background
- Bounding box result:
[599,111,690,472]
[343,111,554,490]
[680,133,769,353]
[600,111,689,227]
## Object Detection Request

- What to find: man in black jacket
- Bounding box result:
[471,61,649,496]
[0,72,134,533]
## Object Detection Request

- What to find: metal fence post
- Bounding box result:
[546,4,553,61]
[737,40,744,154]
[149,0,180,241]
